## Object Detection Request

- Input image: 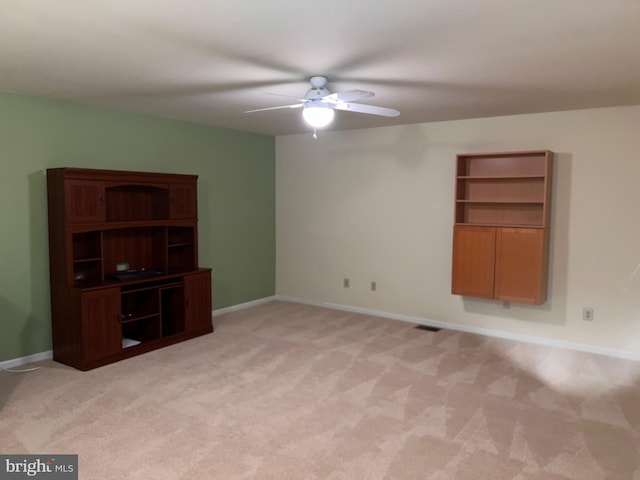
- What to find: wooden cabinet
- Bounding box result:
[81,287,122,362]
[452,225,496,299]
[65,180,105,223]
[494,227,548,304]
[170,182,198,219]
[184,271,213,332]
[47,168,213,370]
[451,151,553,305]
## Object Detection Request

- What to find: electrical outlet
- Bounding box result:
[583,307,594,321]
[370,281,377,291]
[343,278,350,288]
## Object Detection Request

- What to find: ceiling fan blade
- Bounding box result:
[245,103,304,113]
[324,90,374,103]
[334,102,400,117]
[253,90,308,103]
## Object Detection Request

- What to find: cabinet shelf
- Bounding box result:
[73,257,102,263]
[122,282,181,294]
[120,312,159,324]
[457,175,545,180]
[455,222,541,228]
[456,200,543,204]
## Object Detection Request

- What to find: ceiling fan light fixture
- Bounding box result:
[302,103,334,128]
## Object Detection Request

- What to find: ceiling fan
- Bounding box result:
[245,76,400,137]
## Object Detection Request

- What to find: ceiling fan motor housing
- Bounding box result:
[305,87,331,101]
[308,75,329,88]
[305,75,332,101]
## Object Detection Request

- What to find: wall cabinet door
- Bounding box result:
[452,225,496,299]
[184,271,212,332]
[81,287,121,361]
[170,183,197,219]
[494,228,546,304]
[65,180,105,223]
[452,225,548,305]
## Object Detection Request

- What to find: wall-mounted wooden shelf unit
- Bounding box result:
[451,150,553,305]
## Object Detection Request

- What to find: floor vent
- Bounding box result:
[415,325,442,332]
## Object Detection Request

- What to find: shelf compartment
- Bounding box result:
[457,202,544,227]
[457,152,549,177]
[167,227,196,270]
[121,286,160,321]
[72,231,103,282]
[72,231,102,261]
[456,177,545,203]
[121,316,161,344]
[161,285,185,336]
[73,259,103,283]
[167,245,196,270]
[167,227,194,246]
[103,227,166,276]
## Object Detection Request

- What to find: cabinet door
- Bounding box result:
[184,271,212,332]
[170,183,197,219]
[452,226,496,299]
[494,228,546,304]
[81,287,121,361]
[65,180,105,223]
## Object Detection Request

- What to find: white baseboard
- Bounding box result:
[275,295,640,362]
[5,294,638,368]
[213,296,277,316]
[0,297,277,368]
[0,350,53,370]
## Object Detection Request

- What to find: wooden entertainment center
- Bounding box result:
[46,168,213,370]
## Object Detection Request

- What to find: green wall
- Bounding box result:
[0,92,275,362]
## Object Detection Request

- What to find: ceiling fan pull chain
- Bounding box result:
[313,128,318,139]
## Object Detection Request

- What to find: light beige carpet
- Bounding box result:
[1,300,640,479]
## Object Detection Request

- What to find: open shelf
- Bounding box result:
[122,316,162,344]
[455,151,552,228]
[160,284,185,336]
[456,152,548,177]
[167,227,196,270]
[456,175,545,180]
[456,200,544,204]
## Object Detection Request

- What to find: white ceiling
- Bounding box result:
[1,0,640,136]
